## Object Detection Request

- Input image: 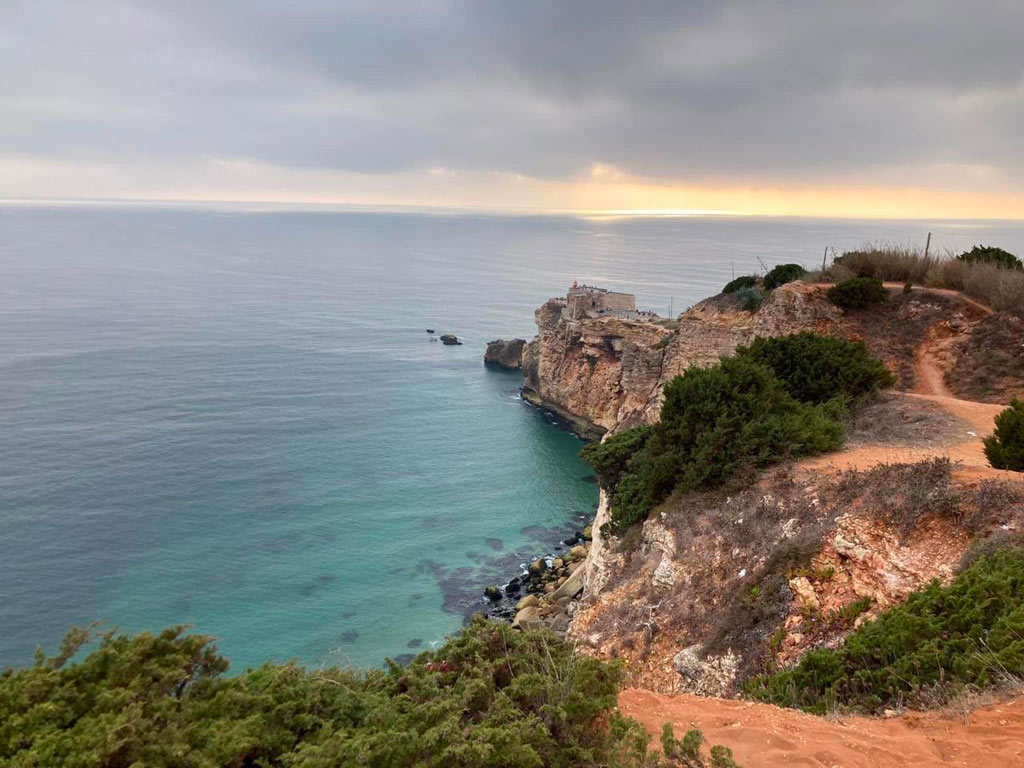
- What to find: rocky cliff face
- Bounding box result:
[522,283,843,437]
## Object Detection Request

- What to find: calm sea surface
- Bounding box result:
[2,204,1022,670]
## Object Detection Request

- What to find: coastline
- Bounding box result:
[478,388,603,633]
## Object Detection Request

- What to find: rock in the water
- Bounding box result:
[440,334,462,346]
[484,338,526,369]
[483,585,502,602]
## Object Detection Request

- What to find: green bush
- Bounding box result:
[763,263,806,289]
[733,286,763,312]
[826,276,888,309]
[744,548,1024,713]
[581,426,652,491]
[736,332,894,405]
[0,617,675,768]
[957,245,1023,271]
[722,275,757,294]
[661,724,743,767]
[983,399,1024,471]
[591,356,844,533]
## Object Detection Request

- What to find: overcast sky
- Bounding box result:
[4,1,1024,216]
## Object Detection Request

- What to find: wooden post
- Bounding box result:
[924,232,932,261]
[821,246,828,272]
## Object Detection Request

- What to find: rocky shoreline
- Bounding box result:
[480,522,593,634]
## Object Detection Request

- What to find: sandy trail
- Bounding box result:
[803,313,1013,479]
[620,689,1024,768]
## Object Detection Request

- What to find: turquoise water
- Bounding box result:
[2,205,1022,670]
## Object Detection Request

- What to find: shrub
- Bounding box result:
[835,244,934,282]
[957,245,1023,271]
[983,399,1024,471]
[737,332,894,405]
[827,276,888,309]
[722,275,757,294]
[902,280,913,294]
[744,548,1024,713]
[763,263,806,289]
[592,356,844,533]
[0,617,687,768]
[733,286,763,312]
[581,426,652,491]
[661,724,743,768]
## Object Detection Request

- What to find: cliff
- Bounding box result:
[522,281,1003,440]
[519,279,1024,697]
[522,283,845,438]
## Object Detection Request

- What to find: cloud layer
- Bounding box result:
[3,1,1024,212]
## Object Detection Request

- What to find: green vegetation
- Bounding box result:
[722,275,757,294]
[984,399,1024,471]
[826,276,888,309]
[661,725,742,768]
[0,617,743,768]
[744,548,1024,714]
[830,243,1024,318]
[733,286,763,312]
[736,332,894,405]
[763,263,806,289]
[581,426,652,492]
[957,244,1023,271]
[585,351,845,534]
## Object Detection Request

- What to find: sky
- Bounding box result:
[3,1,1024,218]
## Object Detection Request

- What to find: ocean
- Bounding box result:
[2,204,1022,670]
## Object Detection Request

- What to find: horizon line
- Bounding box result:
[1,195,1023,223]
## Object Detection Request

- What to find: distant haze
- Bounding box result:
[4,2,1024,218]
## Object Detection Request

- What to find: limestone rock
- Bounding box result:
[516,594,539,610]
[789,576,820,610]
[672,645,740,697]
[513,605,543,630]
[484,338,526,369]
[439,334,462,346]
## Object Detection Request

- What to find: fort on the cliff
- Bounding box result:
[561,283,656,322]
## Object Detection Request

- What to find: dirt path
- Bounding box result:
[620,689,1024,768]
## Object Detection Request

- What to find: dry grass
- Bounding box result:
[948,313,1024,402]
[825,242,1024,318]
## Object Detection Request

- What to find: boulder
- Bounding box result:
[440,334,462,346]
[484,338,527,369]
[512,606,543,630]
[516,594,539,610]
[549,568,584,602]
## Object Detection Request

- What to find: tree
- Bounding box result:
[956,245,1023,271]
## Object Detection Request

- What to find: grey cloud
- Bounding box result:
[2,1,1024,185]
